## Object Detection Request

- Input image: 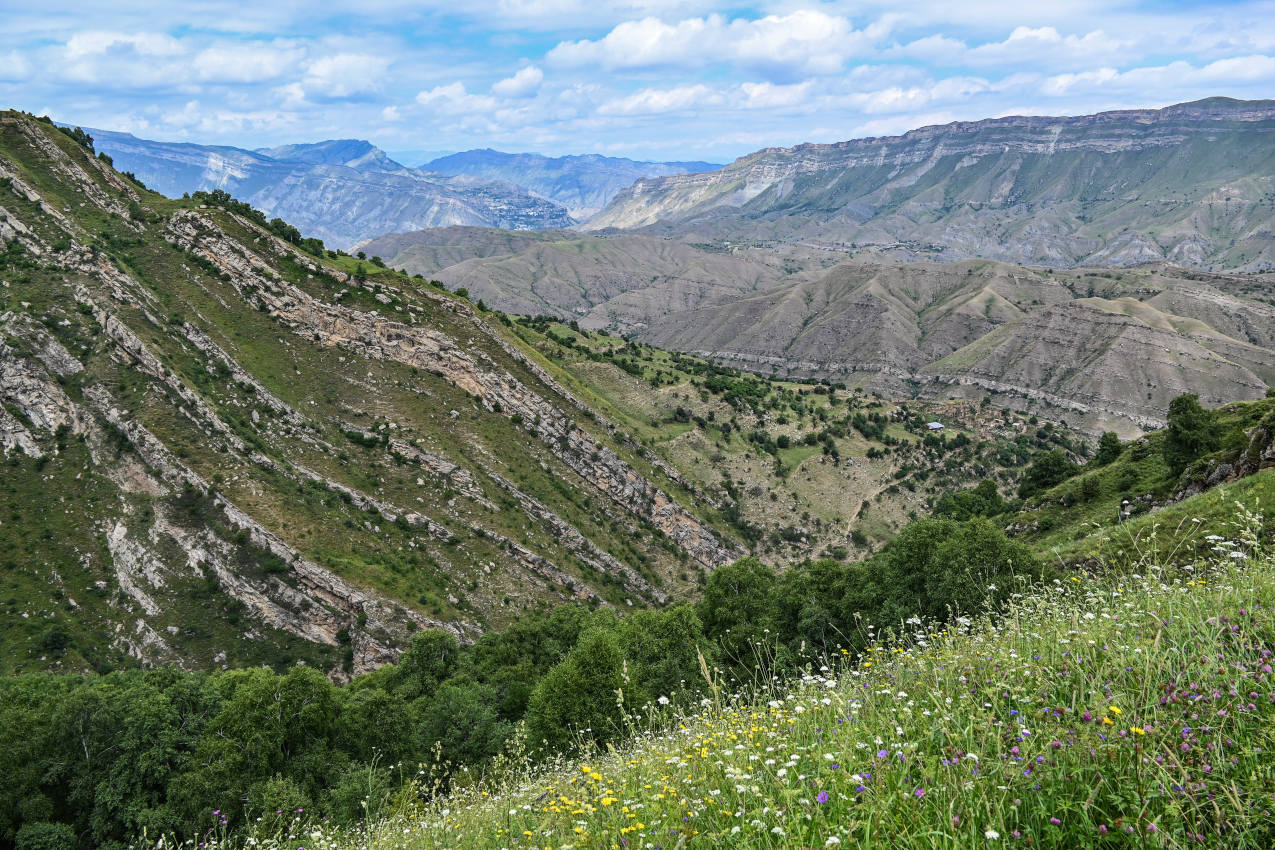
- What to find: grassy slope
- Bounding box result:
[1009,397,1275,561]
[197,500,1275,850]
[508,318,1087,561]
[0,116,736,671]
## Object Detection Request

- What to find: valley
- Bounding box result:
[0,111,1084,681]
[2,94,1275,850]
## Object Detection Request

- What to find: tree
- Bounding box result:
[391,630,460,701]
[933,479,1005,520]
[874,518,1041,624]
[523,622,625,753]
[1093,431,1123,466]
[1162,394,1220,475]
[413,681,511,767]
[1017,449,1078,498]
[696,558,777,671]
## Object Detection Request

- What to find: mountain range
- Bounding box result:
[421,150,719,220]
[87,129,721,249]
[585,97,1275,273]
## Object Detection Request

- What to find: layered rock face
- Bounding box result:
[0,112,740,678]
[585,98,1275,272]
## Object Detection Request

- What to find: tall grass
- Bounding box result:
[144,506,1275,849]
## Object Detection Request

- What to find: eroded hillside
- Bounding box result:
[638,260,1275,435]
[0,113,740,677]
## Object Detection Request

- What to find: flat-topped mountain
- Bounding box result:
[422,150,720,220]
[585,98,1275,272]
[88,129,576,248]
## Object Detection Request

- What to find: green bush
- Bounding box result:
[15,822,77,850]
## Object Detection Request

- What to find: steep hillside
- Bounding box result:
[334,536,1275,850]
[1004,395,1275,558]
[639,260,1275,434]
[1,113,1079,680]
[0,112,737,677]
[505,317,1090,562]
[586,98,1275,272]
[87,128,574,249]
[423,150,719,219]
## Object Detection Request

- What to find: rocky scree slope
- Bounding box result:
[88,129,575,249]
[639,259,1275,436]
[586,97,1275,272]
[0,112,740,679]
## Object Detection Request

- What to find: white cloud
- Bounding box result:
[1042,55,1275,97]
[304,53,390,97]
[192,42,303,83]
[0,52,31,82]
[275,82,310,109]
[491,65,543,97]
[547,11,883,78]
[739,81,813,109]
[966,26,1126,67]
[65,31,184,58]
[416,82,498,114]
[598,84,722,115]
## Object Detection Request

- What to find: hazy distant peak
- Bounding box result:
[255,139,406,172]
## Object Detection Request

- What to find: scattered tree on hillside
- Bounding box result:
[1163,393,1221,475]
[1093,431,1123,466]
[1017,449,1079,498]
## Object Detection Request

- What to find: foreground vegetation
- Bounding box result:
[136,503,1275,850]
[0,510,1042,850]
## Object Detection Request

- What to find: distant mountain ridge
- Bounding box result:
[89,129,575,248]
[422,149,720,219]
[585,97,1275,272]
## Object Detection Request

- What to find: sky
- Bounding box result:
[2,1,1275,164]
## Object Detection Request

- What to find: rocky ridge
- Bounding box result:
[0,111,741,677]
[585,98,1275,272]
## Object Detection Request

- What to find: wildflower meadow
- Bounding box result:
[146,506,1275,850]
